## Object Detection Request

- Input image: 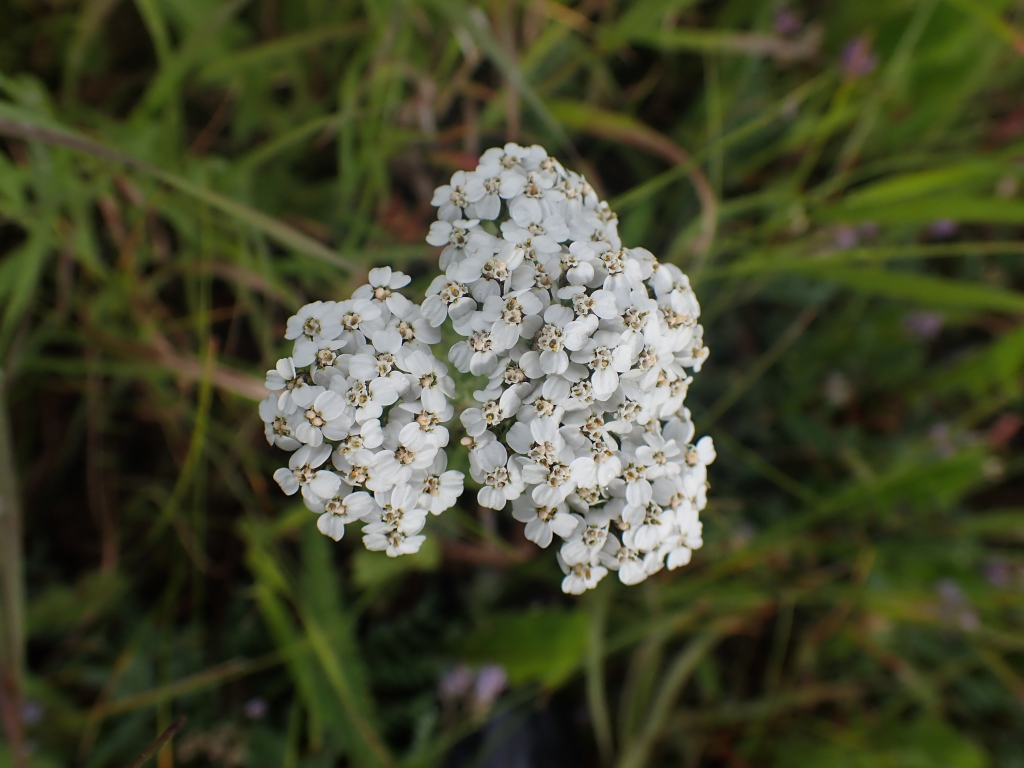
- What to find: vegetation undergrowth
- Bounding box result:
[0,1,1022,766]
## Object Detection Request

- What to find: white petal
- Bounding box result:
[273,468,299,495]
[478,486,508,510]
[309,470,342,499]
[524,518,554,548]
[317,513,346,541]
[550,513,579,539]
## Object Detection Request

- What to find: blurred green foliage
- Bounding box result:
[0,0,1023,766]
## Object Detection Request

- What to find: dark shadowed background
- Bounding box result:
[0,1,1023,766]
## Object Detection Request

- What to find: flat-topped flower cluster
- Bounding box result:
[259,267,463,557]
[260,143,714,595]
[426,142,715,594]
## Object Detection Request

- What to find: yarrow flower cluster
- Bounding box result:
[260,144,714,595]
[259,267,464,557]
[428,142,715,594]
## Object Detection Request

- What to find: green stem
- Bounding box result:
[615,627,727,768]
[586,587,614,765]
[0,367,27,768]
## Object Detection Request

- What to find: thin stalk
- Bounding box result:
[698,307,818,431]
[0,367,26,768]
[614,628,728,768]
[586,587,614,765]
[124,716,187,768]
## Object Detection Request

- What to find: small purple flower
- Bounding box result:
[928,219,958,239]
[438,664,474,701]
[904,311,944,340]
[472,665,507,712]
[928,423,956,457]
[958,611,980,631]
[773,8,802,37]
[243,697,268,720]
[985,559,1011,589]
[833,225,859,250]
[936,578,980,632]
[21,700,43,726]
[857,222,879,239]
[937,578,965,606]
[841,36,877,79]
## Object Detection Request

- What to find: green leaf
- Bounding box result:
[199,23,366,82]
[0,234,50,357]
[932,323,1024,397]
[547,99,686,163]
[459,609,588,688]
[0,745,63,768]
[595,0,702,50]
[836,163,1003,209]
[773,717,988,768]
[959,510,1024,540]
[796,266,1024,313]
[709,241,1024,279]
[242,520,396,768]
[27,572,126,636]
[819,196,1024,225]
[298,524,375,720]
[945,0,1024,50]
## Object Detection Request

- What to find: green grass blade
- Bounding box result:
[199,23,366,81]
[798,266,1024,313]
[820,196,1024,225]
[615,627,728,768]
[0,104,359,271]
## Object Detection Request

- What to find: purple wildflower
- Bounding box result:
[903,311,944,340]
[833,226,859,250]
[774,8,802,37]
[472,665,508,713]
[841,37,877,79]
[928,219,958,239]
[243,698,268,720]
[438,664,474,701]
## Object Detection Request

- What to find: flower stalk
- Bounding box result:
[0,367,27,768]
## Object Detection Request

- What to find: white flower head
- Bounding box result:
[512,498,577,548]
[416,453,465,515]
[286,301,343,344]
[265,357,309,413]
[558,551,609,595]
[469,441,524,510]
[260,393,302,450]
[352,267,413,321]
[363,484,429,557]
[272,444,333,498]
[315,488,379,541]
[431,170,473,222]
[263,142,714,584]
[423,276,476,328]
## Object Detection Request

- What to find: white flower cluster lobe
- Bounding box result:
[429,142,715,594]
[260,267,464,556]
[261,144,715,593]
